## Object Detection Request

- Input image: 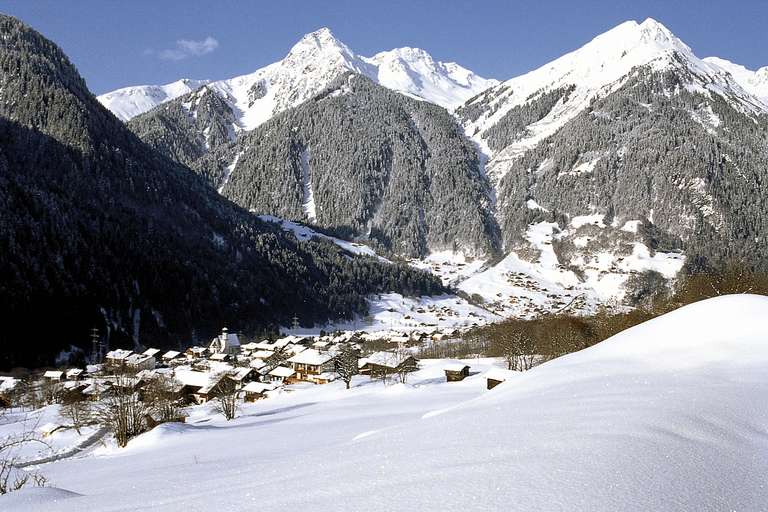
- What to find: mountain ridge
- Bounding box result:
[97,27,497,124]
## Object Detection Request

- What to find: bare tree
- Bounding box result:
[492,329,536,371]
[96,375,147,448]
[335,344,359,389]
[264,348,291,372]
[40,378,63,406]
[143,374,186,424]
[394,347,418,384]
[60,390,93,435]
[211,377,238,421]
[0,410,48,495]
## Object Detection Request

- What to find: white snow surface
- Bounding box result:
[98,28,495,124]
[96,79,209,121]
[257,215,379,258]
[6,295,768,511]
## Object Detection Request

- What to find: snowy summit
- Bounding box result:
[97,27,497,124]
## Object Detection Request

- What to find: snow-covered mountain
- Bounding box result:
[97,78,210,121]
[98,28,496,124]
[703,56,768,106]
[124,18,768,315]
[363,46,495,109]
[458,18,763,168]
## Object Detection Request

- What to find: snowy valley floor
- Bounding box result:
[4,295,768,511]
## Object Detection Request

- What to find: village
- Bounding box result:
[0,326,515,434]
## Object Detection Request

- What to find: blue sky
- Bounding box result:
[1,0,766,94]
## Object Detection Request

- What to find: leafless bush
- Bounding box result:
[96,375,147,448]
[143,374,186,424]
[60,392,93,435]
[211,377,238,421]
[0,410,48,495]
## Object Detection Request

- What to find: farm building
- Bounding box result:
[360,351,419,379]
[242,382,276,402]
[43,370,65,381]
[443,362,471,382]
[125,353,156,372]
[162,350,183,363]
[185,346,208,359]
[65,368,84,381]
[267,366,296,384]
[104,349,133,368]
[486,369,515,390]
[143,348,162,362]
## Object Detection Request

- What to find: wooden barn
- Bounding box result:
[443,362,471,382]
[360,351,419,379]
[241,382,276,402]
[486,369,514,390]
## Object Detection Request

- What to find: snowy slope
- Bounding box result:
[8,295,768,511]
[97,79,209,121]
[363,47,498,109]
[462,18,764,174]
[98,28,495,123]
[703,56,768,106]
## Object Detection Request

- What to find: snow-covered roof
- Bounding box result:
[288,349,335,366]
[268,366,296,378]
[443,362,471,372]
[65,369,83,378]
[363,351,416,369]
[485,369,515,382]
[249,350,274,360]
[210,353,229,361]
[105,349,133,360]
[242,382,276,394]
[0,376,18,392]
[162,350,181,360]
[174,369,212,388]
[249,359,266,370]
[126,353,154,365]
[43,370,64,379]
[143,348,161,357]
[230,368,252,381]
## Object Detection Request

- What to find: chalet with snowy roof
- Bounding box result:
[162,350,183,363]
[209,353,230,362]
[360,351,419,379]
[185,346,208,359]
[105,349,133,368]
[248,350,275,361]
[65,368,84,381]
[143,348,162,362]
[125,353,156,372]
[173,369,233,404]
[209,327,241,356]
[43,370,65,381]
[241,382,276,402]
[443,362,471,382]
[82,381,110,401]
[267,366,296,384]
[228,367,255,386]
[287,349,337,383]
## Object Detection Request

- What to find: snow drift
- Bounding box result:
[6,295,768,511]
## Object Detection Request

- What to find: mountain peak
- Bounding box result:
[287,27,352,58]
